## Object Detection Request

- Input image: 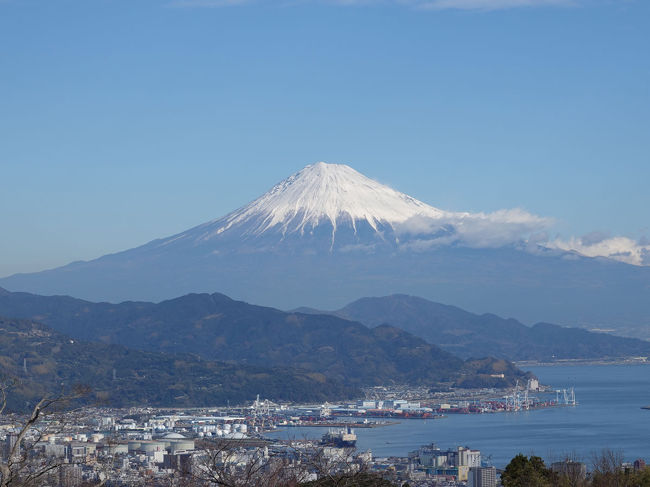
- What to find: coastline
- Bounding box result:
[516,357,649,367]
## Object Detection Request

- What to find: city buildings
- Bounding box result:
[468,466,497,487]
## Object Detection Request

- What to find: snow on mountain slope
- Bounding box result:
[173,162,447,246]
[155,162,546,252]
[218,162,446,234]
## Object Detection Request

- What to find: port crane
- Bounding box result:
[555,388,577,406]
[250,395,277,432]
[504,380,535,411]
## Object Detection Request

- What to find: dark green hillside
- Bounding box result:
[0,289,530,387]
[0,316,358,411]
[332,294,650,361]
[0,292,466,386]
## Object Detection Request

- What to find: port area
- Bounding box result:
[340,382,578,417]
[264,386,577,433]
[211,382,580,438]
[324,399,568,417]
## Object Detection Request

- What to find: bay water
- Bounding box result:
[267,364,650,468]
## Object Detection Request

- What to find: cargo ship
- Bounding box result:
[320,426,357,448]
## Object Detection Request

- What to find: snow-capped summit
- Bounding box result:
[165,162,448,248]
[217,162,444,234]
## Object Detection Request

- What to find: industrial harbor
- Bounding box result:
[0,380,577,486]
[263,379,578,430]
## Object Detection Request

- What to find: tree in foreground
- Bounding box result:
[502,451,650,487]
[0,381,94,487]
[179,438,397,487]
[502,454,555,487]
[299,471,396,486]
[590,449,650,487]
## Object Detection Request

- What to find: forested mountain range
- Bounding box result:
[0,288,531,393]
[0,316,359,410]
[300,294,650,361]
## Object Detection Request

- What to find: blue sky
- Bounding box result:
[1,0,648,276]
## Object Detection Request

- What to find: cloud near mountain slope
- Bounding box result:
[393,208,649,266]
[394,208,553,250]
[546,235,650,266]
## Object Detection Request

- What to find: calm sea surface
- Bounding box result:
[267,364,650,468]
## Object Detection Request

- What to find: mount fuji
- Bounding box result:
[152,162,451,253]
[2,162,650,336]
[90,162,546,255]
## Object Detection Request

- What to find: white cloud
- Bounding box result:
[451,209,553,247]
[545,235,650,266]
[392,208,650,267]
[394,208,554,249]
